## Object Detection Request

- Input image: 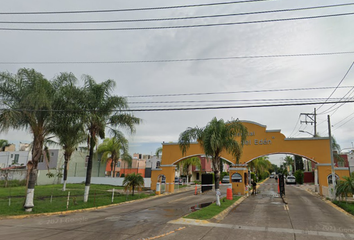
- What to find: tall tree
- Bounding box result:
[155,147,162,158]
[50,73,86,191]
[284,155,295,173]
[80,75,140,202]
[0,68,55,211]
[179,117,247,205]
[97,135,131,178]
[294,155,304,171]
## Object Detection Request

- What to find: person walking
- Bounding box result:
[251,180,257,195]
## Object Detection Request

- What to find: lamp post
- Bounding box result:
[299,130,314,137]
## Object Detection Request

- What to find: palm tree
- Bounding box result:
[80,75,140,202]
[284,155,295,173]
[155,147,162,158]
[123,173,144,196]
[335,172,354,202]
[179,117,247,205]
[97,135,131,178]
[0,68,55,212]
[50,73,86,191]
[178,156,201,184]
[248,156,271,181]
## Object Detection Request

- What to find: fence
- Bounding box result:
[67,177,152,188]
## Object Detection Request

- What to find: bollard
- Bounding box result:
[111,188,115,203]
[156,182,161,195]
[226,185,233,200]
[66,191,70,210]
[194,184,198,195]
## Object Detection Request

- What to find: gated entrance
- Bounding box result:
[151,120,350,196]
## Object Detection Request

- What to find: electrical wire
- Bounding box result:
[2,51,354,65]
[0,0,270,15]
[124,86,354,98]
[1,11,354,31]
[2,2,354,24]
[317,61,354,112]
[2,99,353,112]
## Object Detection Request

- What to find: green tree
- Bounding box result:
[0,68,55,212]
[178,156,201,183]
[335,172,354,202]
[0,139,9,151]
[178,117,247,205]
[81,75,140,202]
[284,155,295,173]
[294,170,304,184]
[248,156,271,181]
[97,135,131,178]
[155,147,162,158]
[49,73,86,191]
[123,173,144,196]
[295,155,304,171]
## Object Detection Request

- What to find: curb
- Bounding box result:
[212,195,247,222]
[0,186,195,220]
[301,187,354,221]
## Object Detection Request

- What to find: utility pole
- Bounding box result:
[300,108,317,137]
[328,115,336,199]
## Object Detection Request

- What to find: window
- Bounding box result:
[13,154,19,164]
[39,155,44,162]
[156,161,161,168]
[11,154,13,158]
[231,173,243,183]
[327,174,339,185]
[117,161,121,167]
[51,152,54,157]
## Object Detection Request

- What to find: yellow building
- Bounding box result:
[151,120,349,196]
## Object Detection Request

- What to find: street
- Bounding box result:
[1,180,354,239]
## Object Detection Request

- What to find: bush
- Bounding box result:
[294,170,304,184]
[120,174,125,178]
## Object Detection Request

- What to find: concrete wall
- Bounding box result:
[0,151,29,168]
[66,177,151,188]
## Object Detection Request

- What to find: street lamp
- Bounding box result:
[299,130,314,137]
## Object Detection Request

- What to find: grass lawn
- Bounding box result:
[184,196,241,220]
[0,183,153,216]
[333,200,354,215]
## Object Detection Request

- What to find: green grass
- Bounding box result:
[184,196,241,220]
[0,183,154,216]
[333,200,354,215]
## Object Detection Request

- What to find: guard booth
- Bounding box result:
[229,165,248,195]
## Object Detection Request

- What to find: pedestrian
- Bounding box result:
[251,180,257,195]
[275,175,278,182]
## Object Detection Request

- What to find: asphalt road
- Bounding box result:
[1,180,354,240]
[0,186,226,240]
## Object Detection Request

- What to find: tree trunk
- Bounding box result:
[84,134,95,202]
[132,185,135,196]
[113,157,116,178]
[24,168,37,211]
[62,157,69,191]
[110,159,114,177]
[24,135,44,211]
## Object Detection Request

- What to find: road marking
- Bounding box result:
[169,218,352,238]
[284,205,289,211]
[139,227,185,240]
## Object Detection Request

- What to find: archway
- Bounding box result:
[151,120,350,195]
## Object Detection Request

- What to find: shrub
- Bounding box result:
[294,170,304,184]
[120,174,125,178]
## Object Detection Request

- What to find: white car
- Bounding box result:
[286,176,296,184]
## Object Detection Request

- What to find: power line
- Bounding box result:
[0,0,269,15]
[1,11,354,31]
[124,86,354,98]
[317,61,354,112]
[2,51,354,65]
[128,97,349,104]
[2,2,354,24]
[3,99,353,112]
[334,115,354,130]
[334,112,354,127]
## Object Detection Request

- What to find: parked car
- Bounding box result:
[286,175,296,184]
[174,177,182,184]
[221,175,230,183]
[270,174,274,178]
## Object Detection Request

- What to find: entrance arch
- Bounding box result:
[151,120,350,195]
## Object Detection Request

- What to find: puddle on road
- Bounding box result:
[190,202,213,212]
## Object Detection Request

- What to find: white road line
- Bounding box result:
[168,218,353,238]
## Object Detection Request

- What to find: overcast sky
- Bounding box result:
[1,0,354,165]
